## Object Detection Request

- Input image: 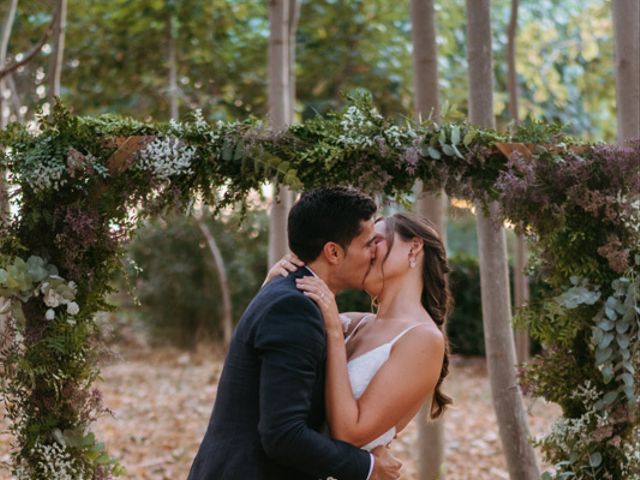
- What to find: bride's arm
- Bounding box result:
[296,277,444,447]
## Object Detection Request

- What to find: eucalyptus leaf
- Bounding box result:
[606,296,619,309]
[589,452,602,468]
[26,256,48,283]
[439,128,447,145]
[463,130,476,147]
[602,390,618,405]
[622,385,635,402]
[442,145,455,156]
[622,306,635,323]
[617,372,633,386]
[616,334,629,349]
[598,332,614,349]
[451,125,461,145]
[427,147,441,159]
[622,361,635,374]
[595,347,612,364]
[616,320,630,334]
[591,327,603,344]
[451,144,464,159]
[597,319,615,331]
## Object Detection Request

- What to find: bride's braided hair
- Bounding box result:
[383,213,453,419]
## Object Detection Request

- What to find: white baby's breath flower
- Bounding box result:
[45,309,55,320]
[138,136,196,180]
[20,441,86,480]
[24,160,68,193]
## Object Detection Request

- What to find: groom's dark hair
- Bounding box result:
[288,187,377,263]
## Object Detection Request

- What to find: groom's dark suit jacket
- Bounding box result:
[187,268,371,480]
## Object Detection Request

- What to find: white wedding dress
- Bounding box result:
[341,314,422,452]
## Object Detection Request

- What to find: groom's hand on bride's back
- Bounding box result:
[370,445,402,480]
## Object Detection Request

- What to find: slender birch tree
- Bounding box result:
[612,0,640,144]
[0,0,17,224]
[47,0,67,105]
[410,1,447,478]
[167,10,179,121]
[466,1,539,478]
[0,0,18,346]
[268,0,294,267]
[506,0,530,364]
[197,217,234,351]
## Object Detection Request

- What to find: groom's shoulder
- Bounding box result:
[258,274,317,312]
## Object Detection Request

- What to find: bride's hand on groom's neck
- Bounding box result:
[295,276,343,336]
[262,253,304,287]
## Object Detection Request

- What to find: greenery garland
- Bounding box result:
[0,92,638,479]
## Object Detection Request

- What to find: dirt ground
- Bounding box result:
[0,343,561,480]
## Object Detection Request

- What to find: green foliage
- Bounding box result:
[446,254,485,356]
[0,96,637,478]
[1,0,617,140]
[127,208,268,348]
[590,272,639,405]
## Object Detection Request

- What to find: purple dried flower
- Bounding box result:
[597,234,630,273]
[403,147,420,175]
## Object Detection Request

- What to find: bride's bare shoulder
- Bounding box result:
[396,320,444,355]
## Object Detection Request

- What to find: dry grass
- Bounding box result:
[0,343,561,479]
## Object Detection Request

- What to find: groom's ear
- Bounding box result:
[322,241,344,265]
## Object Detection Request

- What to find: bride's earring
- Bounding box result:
[370,295,379,313]
[409,251,416,269]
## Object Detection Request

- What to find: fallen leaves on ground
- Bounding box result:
[0,344,560,480]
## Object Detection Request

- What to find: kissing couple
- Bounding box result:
[188,186,452,480]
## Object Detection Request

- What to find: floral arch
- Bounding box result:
[0,95,638,479]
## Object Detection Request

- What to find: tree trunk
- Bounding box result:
[514,233,530,363]
[268,0,293,267]
[612,0,640,144]
[288,0,299,122]
[0,0,17,232]
[47,0,67,105]
[6,73,22,121]
[506,0,518,125]
[506,0,530,364]
[0,3,59,81]
[197,218,233,351]
[410,1,447,478]
[466,1,540,478]
[167,13,178,121]
[0,0,17,127]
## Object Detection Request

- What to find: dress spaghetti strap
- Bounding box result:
[344,313,374,343]
[388,323,424,347]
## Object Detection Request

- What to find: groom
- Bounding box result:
[187,187,401,480]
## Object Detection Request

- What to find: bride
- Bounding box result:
[265,212,452,452]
